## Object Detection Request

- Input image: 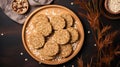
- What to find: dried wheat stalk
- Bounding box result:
[74,0,119,67]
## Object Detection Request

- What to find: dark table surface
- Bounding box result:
[0,0,120,67]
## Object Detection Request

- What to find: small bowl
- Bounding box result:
[104,0,120,14]
[11,0,29,14]
[22,5,84,65]
[99,0,120,19]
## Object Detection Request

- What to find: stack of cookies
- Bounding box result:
[28,13,80,60]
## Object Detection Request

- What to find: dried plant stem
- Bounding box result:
[74,0,119,67]
[77,57,83,67]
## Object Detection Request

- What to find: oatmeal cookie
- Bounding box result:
[29,33,45,49]
[43,41,59,56]
[35,14,49,22]
[35,21,52,36]
[67,27,79,43]
[38,49,54,60]
[61,14,73,27]
[50,16,65,30]
[53,29,70,45]
[31,14,49,26]
[59,44,73,58]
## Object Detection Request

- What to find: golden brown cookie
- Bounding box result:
[31,14,49,26]
[29,33,45,49]
[67,27,79,43]
[59,44,73,58]
[43,41,59,57]
[53,29,70,45]
[35,21,52,36]
[61,14,73,27]
[35,14,49,22]
[50,16,65,30]
[47,36,56,44]
[38,49,54,60]
[40,55,54,60]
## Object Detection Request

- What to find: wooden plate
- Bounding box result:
[22,5,84,65]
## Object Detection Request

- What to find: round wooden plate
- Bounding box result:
[22,5,84,65]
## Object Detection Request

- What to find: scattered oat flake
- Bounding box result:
[72,65,74,67]
[63,65,66,67]
[71,2,74,5]
[39,62,42,64]
[94,44,96,46]
[88,30,91,34]
[25,58,28,61]
[20,52,23,55]
[1,33,4,36]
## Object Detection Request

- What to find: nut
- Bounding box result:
[12,0,29,14]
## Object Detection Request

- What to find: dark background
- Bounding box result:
[0,0,120,67]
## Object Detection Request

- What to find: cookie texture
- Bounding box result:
[43,41,59,56]
[35,14,49,22]
[38,49,54,60]
[29,33,45,49]
[35,21,52,36]
[59,44,73,58]
[62,14,73,27]
[67,27,79,43]
[31,14,49,26]
[53,29,70,45]
[50,16,65,30]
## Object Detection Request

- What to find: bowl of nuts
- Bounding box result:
[11,0,29,14]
